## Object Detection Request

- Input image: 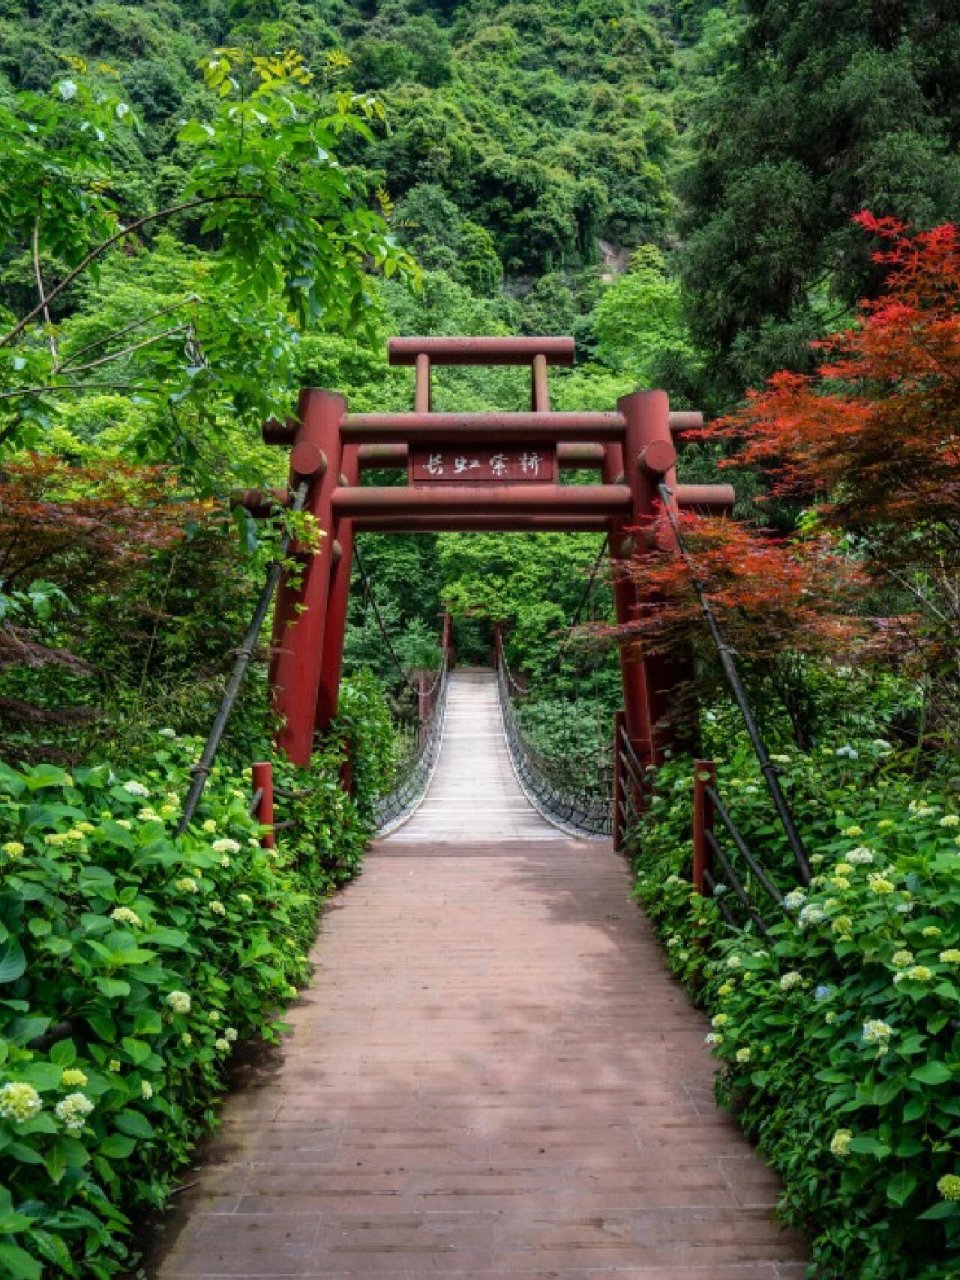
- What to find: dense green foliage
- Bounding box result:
[0,677,393,1279]
[635,729,960,1278]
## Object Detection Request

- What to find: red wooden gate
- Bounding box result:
[255,336,733,785]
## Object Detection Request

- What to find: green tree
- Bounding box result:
[680,0,960,399]
[0,49,414,471]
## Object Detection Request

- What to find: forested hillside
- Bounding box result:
[3,4,960,1277]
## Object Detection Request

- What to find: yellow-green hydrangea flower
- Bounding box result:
[0,1082,42,1122]
[830,1129,853,1157]
[868,874,895,894]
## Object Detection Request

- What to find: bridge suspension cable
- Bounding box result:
[352,542,420,696]
[508,536,609,698]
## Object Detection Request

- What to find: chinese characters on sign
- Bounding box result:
[411,445,557,484]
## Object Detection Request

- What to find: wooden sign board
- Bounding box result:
[410,445,557,484]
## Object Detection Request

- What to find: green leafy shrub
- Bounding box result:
[634,740,960,1279]
[0,698,387,1278]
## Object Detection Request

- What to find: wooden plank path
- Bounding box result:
[151,675,806,1279]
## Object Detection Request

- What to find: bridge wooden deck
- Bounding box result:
[151,675,806,1279]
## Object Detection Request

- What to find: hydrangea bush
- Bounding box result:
[635,739,960,1280]
[0,676,392,1279]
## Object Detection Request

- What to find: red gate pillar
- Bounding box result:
[269,389,345,766]
[603,441,653,767]
[315,443,359,733]
[619,390,696,763]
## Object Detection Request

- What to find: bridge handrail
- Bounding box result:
[495,635,612,839]
[374,654,450,835]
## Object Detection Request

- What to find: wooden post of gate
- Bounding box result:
[316,441,359,734]
[692,759,716,894]
[603,440,653,773]
[269,388,345,766]
[252,760,275,850]
[613,710,626,852]
[619,389,697,764]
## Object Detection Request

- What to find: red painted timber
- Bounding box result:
[250,761,274,850]
[270,389,345,767]
[677,482,736,515]
[332,483,631,518]
[604,441,653,766]
[388,335,576,366]
[343,411,627,444]
[358,442,608,470]
[353,516,611,532]
[315,443,359,732]
[621,390,694,762]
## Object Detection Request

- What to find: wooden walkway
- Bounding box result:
[151,677,806,1279]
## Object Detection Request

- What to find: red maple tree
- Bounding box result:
[702,212,960,737]
[603,213,960,743]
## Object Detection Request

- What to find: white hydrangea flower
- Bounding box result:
[862,1019,892,1046]
[60,1069,88,1087]
[141,1081,154,1100]
[940,814,960,828]
[214,1037,231,1052]
[847,847,875,865]
[225,1027,238,1042]
[122,780,150,797]
[55,1092,94,1132]
[158,728,177,738]
[779,971,804,991]
[174,877,198,894]
[110,907,142,928]
[166,990,191,1014]
[798,904,826,928]
[783,889,806,911]
[211,838,241,855]
[209,901,226,916]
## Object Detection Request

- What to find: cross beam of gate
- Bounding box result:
[248,336,734,777]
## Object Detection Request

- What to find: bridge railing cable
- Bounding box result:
[178,482,309,834]
[657,481,811,887]
[614,715,652,855]
[495,632,612,839]
[373,653,449,835]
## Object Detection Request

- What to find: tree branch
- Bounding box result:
[0,192,259,350]
[58,326,187,376]
[32,198,59,370]
[0,383,162,402]
[59,297,199,369]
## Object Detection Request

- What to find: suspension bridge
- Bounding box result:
[153,338,810,1277]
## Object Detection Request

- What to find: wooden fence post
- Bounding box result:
[252,760,275,850]
[692,759,716,894]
